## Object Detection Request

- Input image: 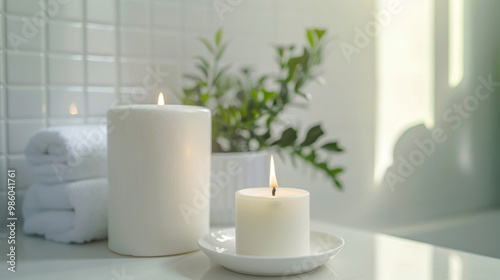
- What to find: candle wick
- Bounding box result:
[272,187,276,196]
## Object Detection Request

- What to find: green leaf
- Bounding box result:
[329,168,344,188]
[221,109,230,123]
[306,30,314,47]
[216,43,228,60]
[251,90,259,101]
[262,89,276,103]
[246,99,255,114]
[198,37,214,53]
[215,29,222,46]
[266,115,275,127]
[321,142,343,152]
[195,63,208,78]
[240,101,247,116]
[306,150,317,161]
[194,56,210,69]
[278,128,298,147]
[236,91,245,102]
[333,177,342,189]
[329,168,343,176]
[301,124,324,146]
[213,64,231,84]
[286,56,302,82]
[286,50,309,82]
[314,29,326,40]
[279,81,288,99]
[317,162,328,170]
[277,46,284,57]
[200,93,210,104]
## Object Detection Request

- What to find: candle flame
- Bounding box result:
[158,92,165,105]
[270,155,278,189]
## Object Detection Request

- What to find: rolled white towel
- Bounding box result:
[22,178,108,243]
[25,125,107,184]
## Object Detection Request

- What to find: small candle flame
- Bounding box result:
[158,92,165,105]
[270,155,278,192]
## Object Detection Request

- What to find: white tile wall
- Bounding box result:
[0,120,4,154]
[48,117,84,126]
[7,86,45,118]
[0,52,3,83]
[87,24,115,55]
[5,15,43,51]
[0,86,4,117]
[87,0,115,24]
[151,0,179,28]
[7,120,45,153]
[5,0,40,16]
[182,1,209,31]
[120,28,150,56]
[48,54,85,85]
[119,59,149,86]
[2,0,369,225]
[6,52,43,84]
[152,31,179,59]
[52,0,83,21]
[87,56,116,86]
[120,0,149,27]
[87,90,116,116]
[48,21,84,53]
[0,0,184,192]
[0,158,5,183]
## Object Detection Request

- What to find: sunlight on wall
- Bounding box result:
[449,0,464,88]
[448,253,463,280]
[374,0,435,185]
[375,235,433,280]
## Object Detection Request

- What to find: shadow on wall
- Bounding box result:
[373,0,500,228]
[378,77,500,228]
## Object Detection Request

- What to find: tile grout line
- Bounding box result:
[82,0,89,123]
[149,0,153,83]
[180,0,187,96]
[1,1,5,176]
[115,0,121,105]
[1,3,6,160]
[42,0,49,128]
[3,12,167,31]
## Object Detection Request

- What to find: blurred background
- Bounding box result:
[1,0,500,258]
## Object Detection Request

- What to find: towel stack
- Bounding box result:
[22,125,109,243]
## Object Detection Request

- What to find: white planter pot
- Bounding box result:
[210,151,270,225]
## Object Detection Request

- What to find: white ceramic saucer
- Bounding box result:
[198,228,344,276]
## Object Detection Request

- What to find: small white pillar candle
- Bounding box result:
[107,94,211,256]
[235,156,310,256]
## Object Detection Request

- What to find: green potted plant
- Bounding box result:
[177,29,344,224]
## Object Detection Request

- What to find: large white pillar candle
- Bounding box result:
[235,156,310,256]
[107,101,211,256]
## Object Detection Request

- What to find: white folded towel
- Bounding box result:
[25,125,107,184]
[22,178,108,243]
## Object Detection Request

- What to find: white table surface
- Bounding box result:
[1,220,500,280]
